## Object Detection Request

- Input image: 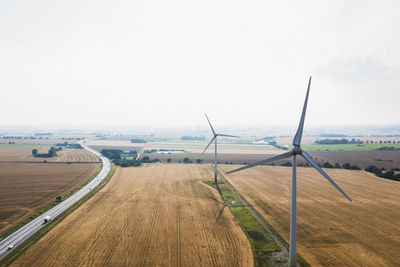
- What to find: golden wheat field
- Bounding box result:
[13,164,253,267]
[220,165,400,266]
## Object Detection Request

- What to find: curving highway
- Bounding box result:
[0,142,111,261]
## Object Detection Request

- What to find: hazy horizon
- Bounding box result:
[1,123,400,138]
[1,0,399,126]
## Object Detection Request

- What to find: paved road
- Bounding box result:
[0,143,111,261]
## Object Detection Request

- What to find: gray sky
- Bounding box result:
[1,0,399,127]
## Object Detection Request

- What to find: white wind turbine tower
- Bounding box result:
[227,77,352,267]
[203,113,239,186]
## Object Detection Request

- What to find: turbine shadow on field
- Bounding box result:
[205,195,226,223]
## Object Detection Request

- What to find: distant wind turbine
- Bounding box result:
[203,113,239,187]
[227,77,352,267]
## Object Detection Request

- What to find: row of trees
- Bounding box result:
[101,149,141,167]
[376,146,400,150]
[365,165,400,181]
[113,158,141,167]
[320,161,361,170]
[131,139,147,143]
[32,146,60,158]
[100,149,124,160]
[2,136,49,140]
[141,156,161,163]
[315,138,400,145]
[55,142,83,149]
[315,138,363,145]
[181,136,205,141]
[270,160,361,170]
[367,140,400,144]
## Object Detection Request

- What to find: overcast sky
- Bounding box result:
[1,0,399,128]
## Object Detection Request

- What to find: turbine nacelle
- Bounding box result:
[202,113,239,155]
[292,146,302,155]
[226,76,351,202]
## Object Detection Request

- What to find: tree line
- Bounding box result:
[32,146,61,158]
[315,138,363,145]
[365,165,400,181]
[101,149,141,167]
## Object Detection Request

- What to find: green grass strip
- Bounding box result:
[204,178,280,267]
[209,168,310,267]
[0,165,116,266]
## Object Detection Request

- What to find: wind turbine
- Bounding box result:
[226,77,352,267]
[203,113,239,187]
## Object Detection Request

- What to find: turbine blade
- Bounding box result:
[205,113,216,135]
[301,151,352,202]
[217,134,240,138]
[226,151,293,174]
[293,76,312,146]
[202,136,216,154]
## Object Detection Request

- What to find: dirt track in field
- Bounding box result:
[13,164,253,267]
[220,165,400,266]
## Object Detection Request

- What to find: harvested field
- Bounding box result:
[140,152,286,165]
[139,141,283,164]
[13,164,253,267]
[0,145,99,163]
[220,165,400,266]
[144,149,400,171]
[35,149,99,163]
[144,141,282,154]
[86,139,144,153]
[0,162,99,236]
[0,145,51,161]
[309,150,400,169]
[86,139,146,152]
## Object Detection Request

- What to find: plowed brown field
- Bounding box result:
[219,165,400,266]
[0,163,99,236]
[13,164,253,267]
